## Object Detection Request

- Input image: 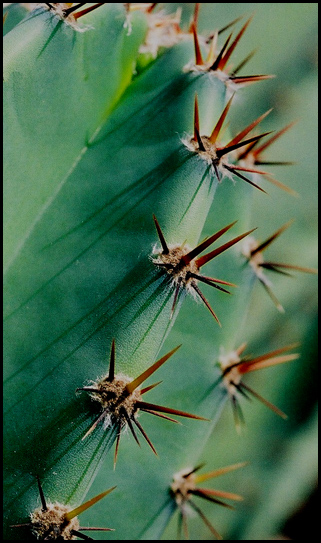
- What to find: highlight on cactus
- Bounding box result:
[217,342,301,431]
[10,477,115,540]
[77,341,207,465]
[152,215,256,324]
[3,2,317,541]
[242,220,318,312]
[170,462,246,540]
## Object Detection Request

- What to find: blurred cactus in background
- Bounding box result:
[3,3,317,540]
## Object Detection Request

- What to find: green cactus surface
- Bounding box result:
[3,3,317,541]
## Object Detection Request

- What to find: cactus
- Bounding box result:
[3,3,317,541]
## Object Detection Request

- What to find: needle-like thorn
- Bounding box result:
[108,339,116,382]
[153,215,169,254]
[36,475,47,512]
